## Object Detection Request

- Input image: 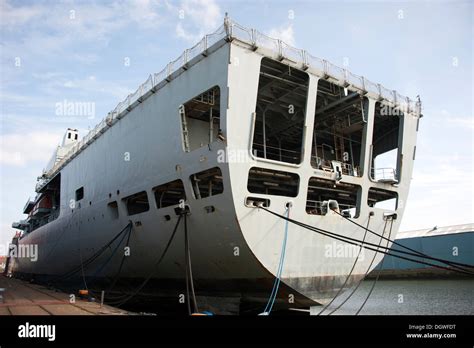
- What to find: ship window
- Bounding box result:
[251,58,309,164]
[179,86,220,152]
[306,177,360,217]
[247,167,299,197]
[368,188,397,210]
[124,191,150,215]
[371,102,403,183]
[107,201,119,219]
[311,79,367,177]
[68,133,71,139]
[75,134,78,140]
[190,167,223,199]
[153,179,186,209]
[75,187,84,201]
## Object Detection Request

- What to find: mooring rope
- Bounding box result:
[81,221,132,300]
[184,212,199,314]
[261,206,290,315]
[333,210,474,271]
[107,213,183,307]
[354,219,394,315]
[316,213,373,315]
[258,207,474,276]
[326,219,390,315]
[257,207,473,316]
[50,221,133,283]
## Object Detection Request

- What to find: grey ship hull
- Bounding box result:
[11,19,420,314]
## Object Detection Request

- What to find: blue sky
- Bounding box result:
[0,0,472,252]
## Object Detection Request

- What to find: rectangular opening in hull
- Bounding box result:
[251,58,309,164]
[75,186,84,201]
[124,191,150,216]
[180,86,220,152]
[371,103,403,183]
[190,167,223,199]
[107,201,119,219]
[153,179,186,209]
[311,78,367,177]
[368,187,398,210]
[306,177,360,217]
[247,167,299,197]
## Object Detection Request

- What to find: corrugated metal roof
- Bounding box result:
[398,223,474,239]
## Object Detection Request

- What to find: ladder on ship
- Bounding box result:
[333,120,345,162]
[179,105,190,152]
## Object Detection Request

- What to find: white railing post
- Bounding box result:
[251,28,257,47]
[224,13,231,38]
[166,63,172,81]
[184,49,188,65]
[302,50,308,69]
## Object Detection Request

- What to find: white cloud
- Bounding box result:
[53,75,133,100]
[176,21,196,41]
[0,92,54,109]
[174,0,222,42]
[0,131,62,167]
[0,0,167,59]
[71,53,100,65]
[400,151,474,231]
[445,116,474,129]
[0,223,16,256]
[430,109,474,130]
[4,74,133,105]
[0,1,44,28]
[412,163,473,187]
[267,24,295,46]
[127,0,163,29]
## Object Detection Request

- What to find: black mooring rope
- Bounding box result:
[51,220,133,283]
[355,218,394,315]
[184,212,199,314]
[259,207,474,276]
[326,219,390,315]
[107,213,184,307]
[333,210,474,271]
[316,214,373,315]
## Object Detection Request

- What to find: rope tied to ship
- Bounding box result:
[50,220,134,285]
[256,207,473,315]
[260,203,291,315]
[316,212,374,315]
[257,207,474,277]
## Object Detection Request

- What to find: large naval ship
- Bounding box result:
[9,17,422,314]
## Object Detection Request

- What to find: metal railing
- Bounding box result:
[371,167,397,182]
[310,156,361,177]
[36,15,421,192]
[252,143,301,164]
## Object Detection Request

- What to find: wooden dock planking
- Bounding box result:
[0,276,130,315]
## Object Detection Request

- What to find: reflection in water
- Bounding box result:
[317,279,474,315]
